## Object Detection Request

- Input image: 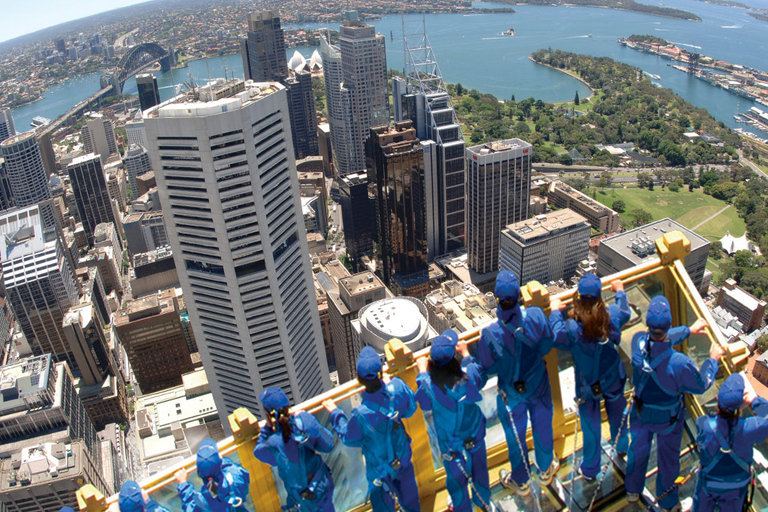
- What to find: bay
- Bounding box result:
[11,0,768,136]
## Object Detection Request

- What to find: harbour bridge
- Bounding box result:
[112,42,173,93]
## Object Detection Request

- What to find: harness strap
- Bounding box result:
[703,417,752,478]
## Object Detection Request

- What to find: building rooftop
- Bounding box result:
[0,205,47,262]
[504,209,588,243]
[550,181,616,216]
[69,152,100,167]
[0,354,53,417]
[467,138,531,155]
[723,285,764,311]
[340,273,384,296]
[0,440,83,491]
[146,79,282,119]
[600,218,709,264]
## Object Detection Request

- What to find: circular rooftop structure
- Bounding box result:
[357,297,430,353]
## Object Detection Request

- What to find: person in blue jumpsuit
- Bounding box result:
[59,507,76,512]
[477,270,557,495]
[625,295,723,511]
[254,387,335,512]
[692,372,768,512]
[323,346,420,512]
[118,481,171,512]
[549,274,631,481]
[175,438,251,512]
[415,329,492,512]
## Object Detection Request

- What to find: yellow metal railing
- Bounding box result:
[76,231,751,512]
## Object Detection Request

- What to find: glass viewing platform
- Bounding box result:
[76,231,767,512]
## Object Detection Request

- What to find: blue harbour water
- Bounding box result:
[10,0,768,136]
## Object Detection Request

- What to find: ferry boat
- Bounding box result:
[30,116,51,128]
[502,27,515,36]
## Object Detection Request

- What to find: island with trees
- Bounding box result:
[490,0,701,20]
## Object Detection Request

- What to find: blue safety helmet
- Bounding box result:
[495,271,520,304]
[578,274,602,300]
[430,330,458,366]
[118,481,145,512]
[646,296,673,332]
[260,387,289,413]
[196,438,222,479]
[718,373,745,412]
[357,346,382,380]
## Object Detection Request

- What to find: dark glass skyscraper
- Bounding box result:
[338,172,376,272]
[136,73,161,111]
[67,153,118,247]
[367,121,429,290]
[241,11,318,159]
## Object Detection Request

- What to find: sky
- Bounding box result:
[1,0,149,44]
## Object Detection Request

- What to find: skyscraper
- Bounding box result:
[0,132,55,228]
[242,11,288,81]
[394,19,466,256]
[144,79,330,424]
[67,153,119,247]
[368,121,429,290]
[465,139,532,274]
[0,205,80,370]
[338,172,376,271]
[0,108,15,143]
[136,73,161,111]
[339,12,389,174]
[241,11,318,160]
[319,36,349,175]
[123,143,152,200]
[80,113,118,164]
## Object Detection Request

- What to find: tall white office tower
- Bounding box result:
[322,12,388,175]
[319,36,350,176]
[0,132,56,229]
[144,79,331,425]
[81,113,118,164]
[0,108,15,143]
[466,139,532,274]
[393,17,466,257]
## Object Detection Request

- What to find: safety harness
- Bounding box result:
[273,416,330,511]
[634,334,682,435]
[702,418,752,492]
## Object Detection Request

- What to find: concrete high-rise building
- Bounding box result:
[242,11,289,82]
[498,209,591,285]
[547,181,620,235]
[115,289,197,394]
[0,355,113,511]
[351,297,432,357]
[340,12,388,174]
[0,206,79,370]
[67,153,119,248]
[466,139,532,274]
[322,13,388,175]
[0,108,16,143]
[126,110,149,148]
[241,11,318,160]
[393,24,466,256]
[136,73,161,111]
[327,271,388,383]
[596,218,710,289]
[123,211,168,257]
[144,80,330,423]
[0,133,55,228]
[368,121,429,290]
[338,172,376,271]
[80,113,118,164]
[123,143,152,200]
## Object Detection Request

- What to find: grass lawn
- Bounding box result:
[595,187,746,241]
[706,258,724,284]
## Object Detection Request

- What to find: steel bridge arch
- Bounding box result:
[114,43,170,92]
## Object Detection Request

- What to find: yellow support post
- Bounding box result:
[522,281,568,458]
[228,407,281,512]
[385,338,441,505]
[75,484,107,512]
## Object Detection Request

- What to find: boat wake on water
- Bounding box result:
[721,25,743,29]
[670,41,702,49]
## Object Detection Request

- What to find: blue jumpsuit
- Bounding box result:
[625,327,718,509]
[329,377,420,512]
[120,481,171,512]
[415,355,491,512]
[550,290,631,478]
[178,458,251,512]
[254,411,335,512]
[693,397,768,512]
[478,305,555,485]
